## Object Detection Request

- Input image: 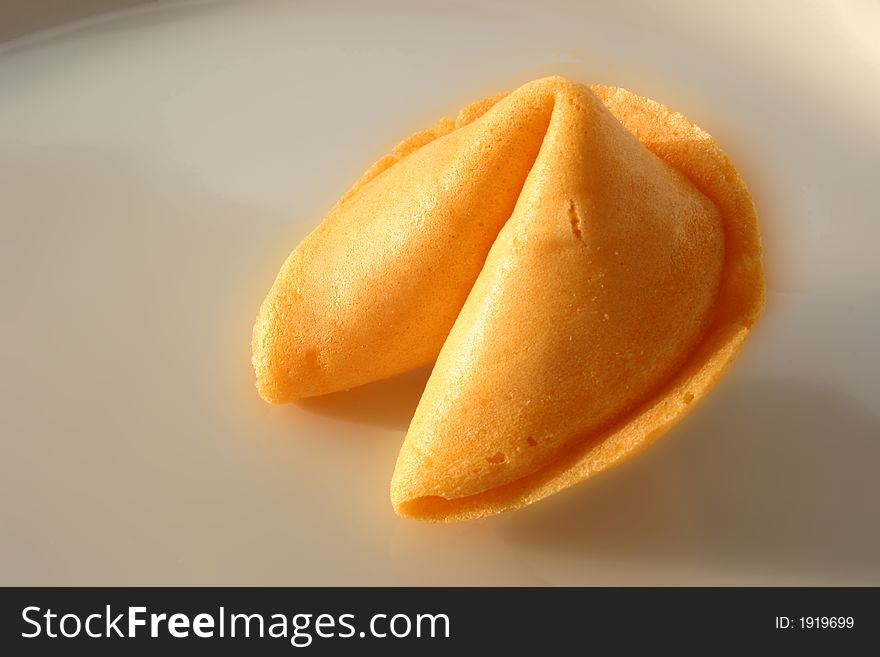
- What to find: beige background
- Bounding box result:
[1,0,879,585]
[0,1,154,43]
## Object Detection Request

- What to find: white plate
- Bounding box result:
[2,0,879,585]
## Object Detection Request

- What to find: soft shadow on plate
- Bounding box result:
[500,378,880,583]
[296,365,432,431]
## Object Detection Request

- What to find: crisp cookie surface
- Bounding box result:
[251,76,764,522]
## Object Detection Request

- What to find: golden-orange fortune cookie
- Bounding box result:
[252,76,764,521]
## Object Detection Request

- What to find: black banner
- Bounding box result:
[1,587,875,654]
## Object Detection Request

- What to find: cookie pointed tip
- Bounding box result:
[392,494,453,523]
[252,313,302,404]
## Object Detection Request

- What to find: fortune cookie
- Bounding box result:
[252,76,764,521]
